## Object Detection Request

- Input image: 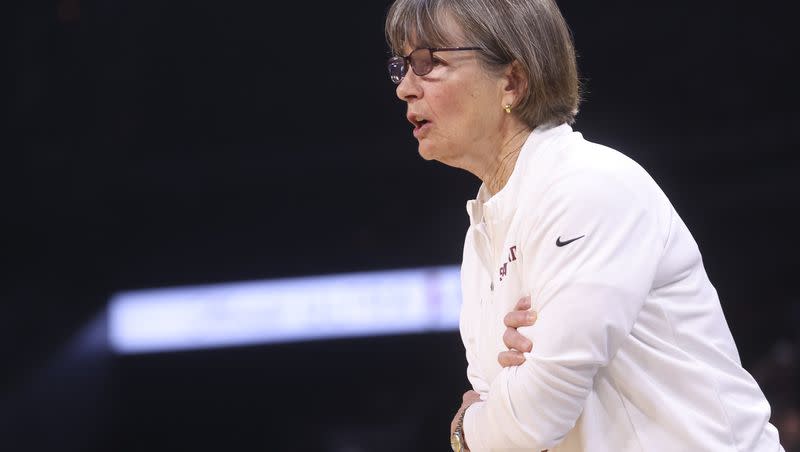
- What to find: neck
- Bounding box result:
[482,126,531,196]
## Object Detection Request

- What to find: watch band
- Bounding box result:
[455,404,470,451]
[456,406,467,434]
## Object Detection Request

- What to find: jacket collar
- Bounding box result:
[466,123,573,226]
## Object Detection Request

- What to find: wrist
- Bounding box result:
[454,402,474,452]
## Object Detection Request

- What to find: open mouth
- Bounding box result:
[412,118,431,138]
[408,114,432,138]
[413,117,430,130]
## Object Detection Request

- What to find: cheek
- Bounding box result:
[428,90,458,126]
[428,88,485,139]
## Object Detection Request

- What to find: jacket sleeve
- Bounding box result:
[460,230,491,396]
[463,170,667,450]
[462,327,491,396]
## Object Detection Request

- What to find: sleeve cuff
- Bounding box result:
[463,400,489,452]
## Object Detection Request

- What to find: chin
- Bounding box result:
[417,141,449,163]
[417,142,435,161]
[418,148,437,161]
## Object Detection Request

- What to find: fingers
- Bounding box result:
[498,350,526,367]
[498,296,536,368]
[505,296,536,328]
[504,308,537,329]
[503,326,533,352]
[462,390,480,403]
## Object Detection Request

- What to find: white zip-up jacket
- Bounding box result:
[460,123,783,451]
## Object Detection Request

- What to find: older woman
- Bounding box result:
[385,0,784,451]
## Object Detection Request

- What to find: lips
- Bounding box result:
[407,114,432,138]
[413,121,431,138]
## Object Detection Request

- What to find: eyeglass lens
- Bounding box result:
[388,57,406,84]
[408,49,433,77]
[387,49,433,84]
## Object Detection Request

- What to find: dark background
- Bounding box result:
[3,0,799,451]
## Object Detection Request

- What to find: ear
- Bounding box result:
[500,60,528,107]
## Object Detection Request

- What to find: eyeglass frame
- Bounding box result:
[387,46,483,84]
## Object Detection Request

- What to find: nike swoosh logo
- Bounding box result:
[556,235,585,247]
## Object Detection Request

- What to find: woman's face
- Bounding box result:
[395,42,508,170]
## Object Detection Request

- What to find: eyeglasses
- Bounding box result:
[387,47,482,84]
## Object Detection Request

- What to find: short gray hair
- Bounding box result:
[385,0,580,128]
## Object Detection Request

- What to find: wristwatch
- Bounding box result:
[450,407,469,452]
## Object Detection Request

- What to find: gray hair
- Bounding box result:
[385,0,580,128]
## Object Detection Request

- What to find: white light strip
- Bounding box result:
[108,265,462,354]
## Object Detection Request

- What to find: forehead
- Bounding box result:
[389,5,466,55]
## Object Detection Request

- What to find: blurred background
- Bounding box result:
[3,0,799,450]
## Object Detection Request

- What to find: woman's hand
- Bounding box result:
[497,296,537,367]
[450,390,482,447]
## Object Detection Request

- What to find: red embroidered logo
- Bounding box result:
[498,246,518,282]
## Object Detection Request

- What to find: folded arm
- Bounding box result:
[463,172,666,450]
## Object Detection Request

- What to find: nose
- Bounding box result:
[395,70,422,102]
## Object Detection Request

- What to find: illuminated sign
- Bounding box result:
[108,266,461,354]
